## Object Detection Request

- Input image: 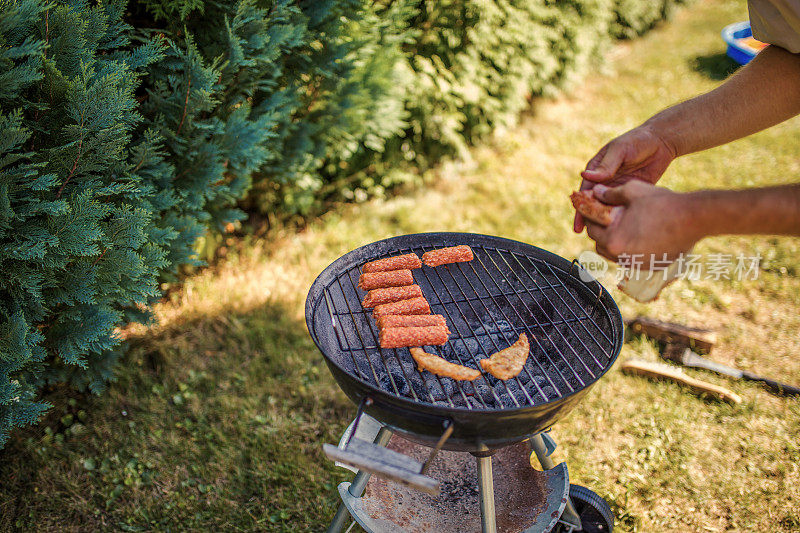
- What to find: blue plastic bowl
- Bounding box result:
[721,21,762,65]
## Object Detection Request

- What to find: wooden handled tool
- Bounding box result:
[662,344,800,397]
[626,315,800,397]
[621,359,742,404]
[626,316,717,353]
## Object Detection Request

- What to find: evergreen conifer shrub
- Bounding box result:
[0,0,690,447]
[0,0,412,448]
[398,0,614,163]
[0,0,167,446]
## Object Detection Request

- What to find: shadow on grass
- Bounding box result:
[691,52,740,80]
[0,300,354,532]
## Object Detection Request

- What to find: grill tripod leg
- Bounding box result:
[529,433,581,531]
[476,455,497,533]
[326,427,393,533]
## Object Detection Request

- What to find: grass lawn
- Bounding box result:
[3,0,800,531]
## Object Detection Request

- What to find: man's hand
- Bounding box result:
[584,181,699,262]
[582,182,800,262]
[574,125,677,232]
[574,45,800,257]
[575,46,800,234]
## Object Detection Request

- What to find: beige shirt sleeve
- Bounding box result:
[748,0,800,53]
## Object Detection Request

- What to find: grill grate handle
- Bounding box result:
[323,439,440,495]
[325,404,454,495]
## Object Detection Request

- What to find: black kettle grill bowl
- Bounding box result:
[305,233,623,451]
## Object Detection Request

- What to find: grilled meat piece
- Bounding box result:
[422,245,474,267]
[411,348,481,381]
[570,190,619,227]
[379,326,448,349]
[362,285,423,308]
[363,253,422,273]
[358,269,414,290]
[376,314,448,331]
[479,333,530,380]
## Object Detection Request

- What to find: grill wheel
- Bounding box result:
[551,484,615,533]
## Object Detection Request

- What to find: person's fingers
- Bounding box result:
[587,222,621,261]
[581,142,625,182]
[585,221,607,244]
[609,206,624,227]
[595,242,617,262]
[584,145,608,173]
[592,183,631,206]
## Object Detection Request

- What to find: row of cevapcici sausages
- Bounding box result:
[358,245,474,349]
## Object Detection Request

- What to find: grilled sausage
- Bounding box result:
[379,326,448,349]
[421,245,474,267]
[372,297,430,318]
[358,269,414,290]
[363,253,422,273]
[376,314,448,331]
[362,285,423,308]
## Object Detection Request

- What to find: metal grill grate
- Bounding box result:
[317,242,617,411]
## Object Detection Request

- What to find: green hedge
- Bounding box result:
[611,0,689,39]
[398,0,613,164]
[0,0,689,447]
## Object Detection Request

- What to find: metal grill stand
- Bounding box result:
[326,419,579,533]
[476,454,497,533]
[326,426,394,533]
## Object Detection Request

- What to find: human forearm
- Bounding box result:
[684,184,800,239]
[583,182,800,261]
[644,46,800,157]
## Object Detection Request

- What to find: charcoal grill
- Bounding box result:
[306,233,623,532]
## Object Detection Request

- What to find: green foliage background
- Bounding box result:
[0,0,689,447]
